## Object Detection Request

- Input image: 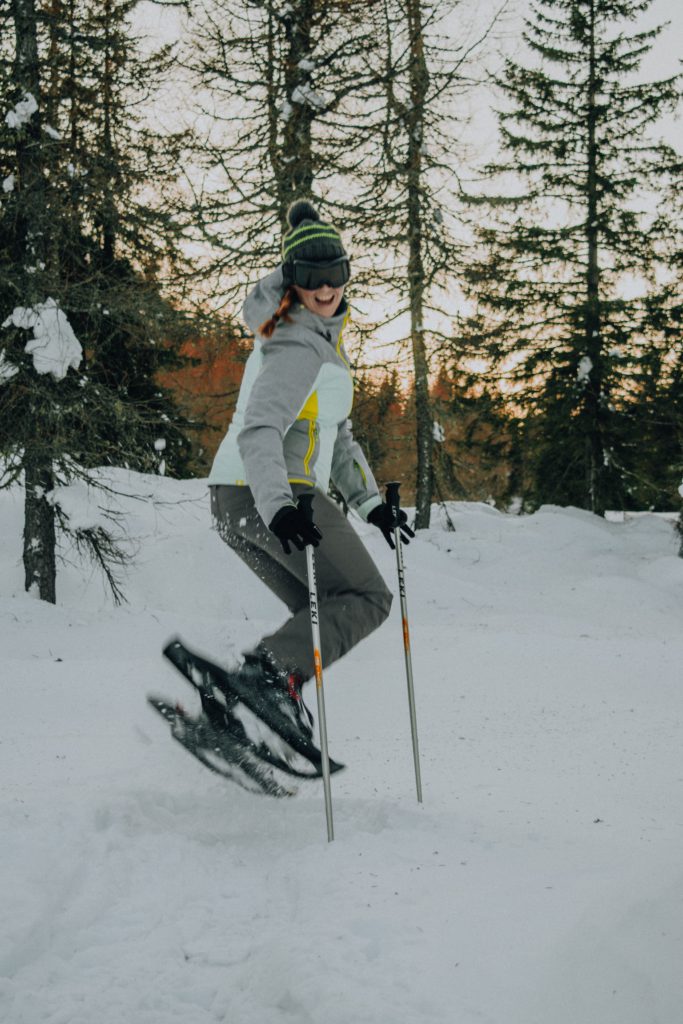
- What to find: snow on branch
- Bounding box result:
[577,356,593,383]
[2,299,83,380]
[5,92,38,129]
[290,84,327,111]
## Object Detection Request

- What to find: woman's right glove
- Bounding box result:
[269,503,322,555]
[367,502,415,549]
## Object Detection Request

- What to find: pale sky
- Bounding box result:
[136,0,682,150]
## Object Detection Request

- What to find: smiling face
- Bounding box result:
[294,283,345,318]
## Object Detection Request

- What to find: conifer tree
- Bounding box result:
[2,0,58,600]
[0,0,198,602]
[46,0,196,473]
[186,0,387,297]
[460,0,680,515]
[430,362,517,506]
[352,0,496,527]
[385,0,436,528]
[185,0,499,523]
[646,178,683,546]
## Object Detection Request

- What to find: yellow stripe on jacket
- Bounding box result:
[297,389,318,476]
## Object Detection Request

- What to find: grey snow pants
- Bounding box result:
[210,484,393,681]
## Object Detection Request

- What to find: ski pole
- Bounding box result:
[386,481,423,803]
[298,493,335,842]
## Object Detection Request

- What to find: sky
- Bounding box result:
[136,0,682,151]
[475,0,682,150]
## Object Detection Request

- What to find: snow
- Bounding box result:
[2,298,82,380]
[2,174,14,193]
[1,471,682,1024]
[290,83,327,110]
[47,479,127,536]
[577,355,593,382]
[5,92,38,129]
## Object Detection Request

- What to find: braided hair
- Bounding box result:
[258,285,297,339]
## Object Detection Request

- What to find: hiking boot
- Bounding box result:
[161,635,340,775]
[241,646,314,745]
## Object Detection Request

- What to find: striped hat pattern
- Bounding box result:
[282,200,347,265]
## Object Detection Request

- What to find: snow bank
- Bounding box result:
[1,477,682,1024]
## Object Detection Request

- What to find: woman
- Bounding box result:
[206,199,413,752]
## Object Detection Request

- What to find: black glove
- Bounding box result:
[367,502,415,549]
[269,503,322,555]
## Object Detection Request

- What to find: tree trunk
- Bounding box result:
[278,1,315,225]
[12,0,44,263]
[100,0,117,266]
[12,0,58,602]
[584,0,606,516]
[23,459,57,603]
[406,0,432,528]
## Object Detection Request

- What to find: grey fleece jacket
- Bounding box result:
[207,268,382,528]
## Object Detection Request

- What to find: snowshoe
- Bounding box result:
[162,637,344,778]
[147,697,295,798]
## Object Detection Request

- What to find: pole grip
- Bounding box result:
[298,491,315,522]
[386,481,401,516]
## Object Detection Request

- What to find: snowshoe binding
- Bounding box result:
[161,637,344,779]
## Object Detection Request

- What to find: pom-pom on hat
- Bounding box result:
[282,199,347,265]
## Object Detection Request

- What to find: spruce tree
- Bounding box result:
[2,0,58,601]
[460,0,680,515]
[0,0,198,602]
[47,0,196,474]
[645,177,683,545]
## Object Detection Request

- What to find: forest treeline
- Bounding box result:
[0,0,681,602]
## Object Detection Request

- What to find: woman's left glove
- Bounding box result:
[367,502,415,549]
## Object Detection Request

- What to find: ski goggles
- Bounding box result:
[283,256,351,291]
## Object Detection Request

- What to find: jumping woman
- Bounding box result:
[164,200,413,770]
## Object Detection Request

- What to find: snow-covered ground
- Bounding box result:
[1,471,682,1024]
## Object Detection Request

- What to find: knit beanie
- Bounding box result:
[282,200,347,265]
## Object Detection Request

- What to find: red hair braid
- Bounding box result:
[259,286,297,339]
